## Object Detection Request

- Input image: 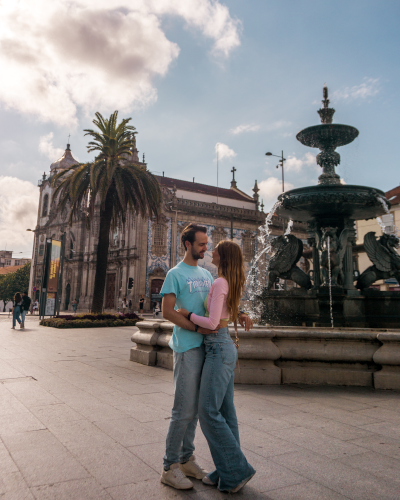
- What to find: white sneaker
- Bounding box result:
[202,474,216,486]
[229,473,256,493]
[179,455,208,479]
[161,463,193,490]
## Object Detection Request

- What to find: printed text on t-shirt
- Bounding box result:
[186,277,212,293]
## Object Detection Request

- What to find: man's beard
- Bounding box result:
[191,248,204,260]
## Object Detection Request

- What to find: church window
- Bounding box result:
[42,194,49,217]
[70,240,74,259]
[212,227,227,249]
[154,224,165,247]
[242,232,255,262]
[39,244,44,256]
[151,220,167,257]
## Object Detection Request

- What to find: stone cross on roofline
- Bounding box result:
[230,166,237,188]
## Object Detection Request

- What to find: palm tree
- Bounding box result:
[52,111,162,313]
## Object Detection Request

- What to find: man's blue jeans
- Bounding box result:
[13,306,21,327]
[163,344,205,469]
[21,310,27,327]
[199,327,255,491]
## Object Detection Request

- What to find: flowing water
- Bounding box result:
[377,196,399,236]
[246,200,282,319]
[284,219,293,236]
[327,236,334,328]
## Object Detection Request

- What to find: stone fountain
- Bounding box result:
[129,86,400,390]
[261,86,400,328]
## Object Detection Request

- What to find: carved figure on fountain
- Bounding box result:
[357,232,400,290]
[318,227,349,287]
[266,235,311,290]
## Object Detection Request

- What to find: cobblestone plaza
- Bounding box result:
[0,316,399,499]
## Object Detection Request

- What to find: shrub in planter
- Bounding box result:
[40,315,141,328]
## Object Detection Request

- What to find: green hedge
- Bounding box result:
[40,318,140,329]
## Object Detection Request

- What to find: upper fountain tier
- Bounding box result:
[276,86,389,224]
[296,85,359,186]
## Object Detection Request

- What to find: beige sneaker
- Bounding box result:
[179,455,208,480]
[161,463,193,490]
[202,474,216,486]
[229,472,256,493]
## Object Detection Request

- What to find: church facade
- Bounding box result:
[29,141,307,313]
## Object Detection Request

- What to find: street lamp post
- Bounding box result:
[265,150,287,290]
[265,151,286,192]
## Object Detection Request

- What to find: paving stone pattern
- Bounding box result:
[0,316,399,499]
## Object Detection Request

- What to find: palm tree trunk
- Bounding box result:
[91,192,114,313]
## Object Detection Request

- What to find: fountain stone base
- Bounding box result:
[261,288,400,329]
[130,321,400,389]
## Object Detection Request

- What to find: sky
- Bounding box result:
[1,0,399,256]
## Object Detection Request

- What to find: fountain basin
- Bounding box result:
[296,124,359,149]
[130,320,400,389]
[277,184,388,223]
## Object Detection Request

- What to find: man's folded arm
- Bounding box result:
[162,294,196,331]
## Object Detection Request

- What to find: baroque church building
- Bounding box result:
[29,140,307,313]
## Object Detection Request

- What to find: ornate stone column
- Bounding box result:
[343,220,356,290]
[307,221,321,288]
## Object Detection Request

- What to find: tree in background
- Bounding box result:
[0,263,31,311]
[52,111,162,313]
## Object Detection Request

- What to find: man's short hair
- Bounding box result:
[181,223,207,252]
[23,291,28,295]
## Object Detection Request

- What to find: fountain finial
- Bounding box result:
[318,85,335,124]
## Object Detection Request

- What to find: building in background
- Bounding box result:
[29,139,308,312]
[0,251,31,268]
[355,184,400,291]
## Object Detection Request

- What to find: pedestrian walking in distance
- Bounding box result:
[21,291,31,329]
[139,295,144,314]
[12,293,23,330]
[72,299,78,313]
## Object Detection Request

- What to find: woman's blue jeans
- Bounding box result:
[13,306,21,327]
[199,327,255,491]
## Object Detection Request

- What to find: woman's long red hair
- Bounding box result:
[217,240,245,321]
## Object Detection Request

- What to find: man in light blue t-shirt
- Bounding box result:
[160,223,216,490]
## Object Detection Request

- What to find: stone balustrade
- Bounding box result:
[130,321,400,390]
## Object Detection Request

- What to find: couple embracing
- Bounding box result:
[160,223,255,493]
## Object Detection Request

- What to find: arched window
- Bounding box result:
[69,239,74,259]
[42,194,49,217]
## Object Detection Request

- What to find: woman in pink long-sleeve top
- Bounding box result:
[177,241,255,493]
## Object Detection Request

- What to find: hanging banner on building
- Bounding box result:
[47,240,61,293]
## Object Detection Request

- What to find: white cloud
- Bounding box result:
[283,152,316,172]
[216,142,236,160]
[0,0,241,127]
[258,177,295,208]
[332,78,380,102]
[266,120,292,131]
[0,177,38,254]
[38,133,65,162]
[230,124,260,134]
